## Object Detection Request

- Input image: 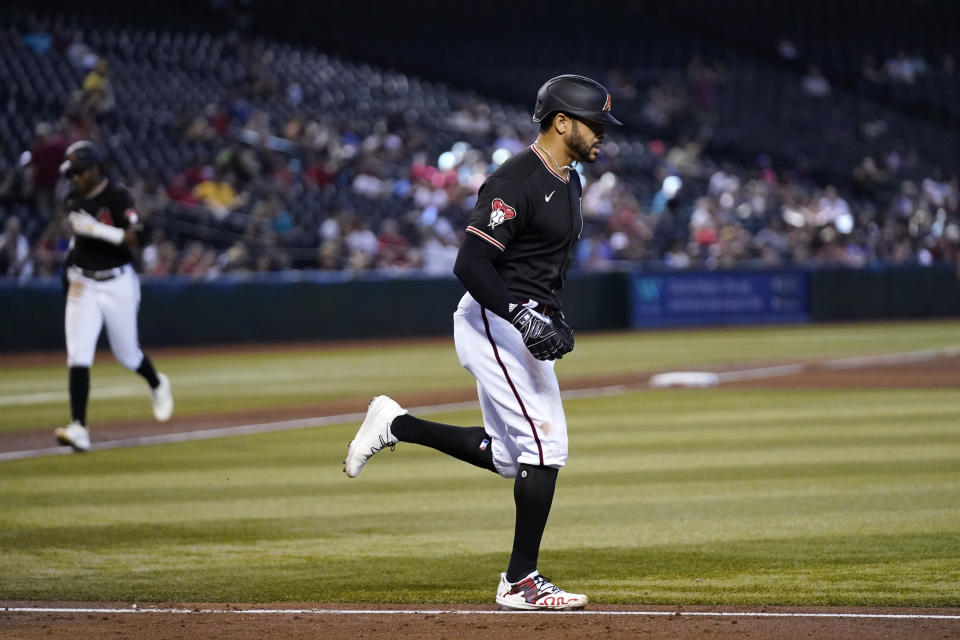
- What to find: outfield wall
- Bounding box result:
[1,265,957,351]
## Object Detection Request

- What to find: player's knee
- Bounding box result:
[543,451,568,469]
[496,463,519,479]
[67,354,94,368]
[114,350,143,371]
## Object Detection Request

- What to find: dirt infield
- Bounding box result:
[720,352,960,389]
[2,604,958,639]
[3,348,958,638]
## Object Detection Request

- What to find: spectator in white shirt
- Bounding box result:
[0,216,34,278]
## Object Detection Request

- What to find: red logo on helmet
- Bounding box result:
[488,198,517,229]
[602,93,612,112]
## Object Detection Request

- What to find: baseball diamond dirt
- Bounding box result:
[1,603,959,639]
[2,344,958,639]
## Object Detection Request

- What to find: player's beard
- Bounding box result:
[569,122,600,163]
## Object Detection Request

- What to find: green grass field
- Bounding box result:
[1,320,959,606]
[3,320,959,433]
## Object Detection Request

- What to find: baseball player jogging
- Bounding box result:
[53,141,173,452]
[344,75,620,610]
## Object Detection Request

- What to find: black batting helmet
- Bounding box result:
[60,140,103,177]
[532,74,622,126]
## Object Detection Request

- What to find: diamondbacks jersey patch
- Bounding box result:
[488,198,517,229]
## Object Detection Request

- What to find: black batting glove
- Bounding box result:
[553,311,575,356]
[509,305,565,361]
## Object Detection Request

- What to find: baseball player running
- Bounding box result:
[344,75,621,610]
[53,141,173,452]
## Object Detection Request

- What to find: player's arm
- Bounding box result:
[456,177,528,319]
[117,189,145,247]
[455,178,566,360]
[66,188,143,246]
[453,234,515,319]
[455,177,529,320]
[453,238,565,360]
[67,209,125,245]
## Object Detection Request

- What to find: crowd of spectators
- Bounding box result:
[0,16,957,282]
[573,144,958,273]
[778,35,957,90]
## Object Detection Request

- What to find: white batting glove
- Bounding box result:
[67,210,96,235]
[68,209,124,245]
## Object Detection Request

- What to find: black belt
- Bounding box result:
[75,266,124,281]
[517,298,555,317]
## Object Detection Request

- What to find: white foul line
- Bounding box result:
[715,364,806,383]
[0,391,636,462]
[821,346,960,370]
[0,385,146,407]
[3,606,959,620]
[653,346,958,387]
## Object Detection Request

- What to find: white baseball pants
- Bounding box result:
[65,265,144,370]
[453,292,568,478]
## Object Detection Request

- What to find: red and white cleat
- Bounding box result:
[496,571,588,611]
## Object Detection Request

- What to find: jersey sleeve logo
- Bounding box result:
[125,208,139,225]
[488,198,517,229]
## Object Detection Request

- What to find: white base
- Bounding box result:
[649,371,720,388]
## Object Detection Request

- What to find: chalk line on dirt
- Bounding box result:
[4,606,959,619]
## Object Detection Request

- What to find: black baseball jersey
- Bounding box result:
[464,145,583,310]
[64,181,138,270]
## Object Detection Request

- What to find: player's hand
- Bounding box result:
[123,223,143,246]
[509,306,566,361]
[122,227,138,245]
[553,311,574,356]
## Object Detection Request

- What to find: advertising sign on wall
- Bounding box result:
[631,271,809,327]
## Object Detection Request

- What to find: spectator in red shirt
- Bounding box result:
[29,122,67,215]
[377,218,418,269]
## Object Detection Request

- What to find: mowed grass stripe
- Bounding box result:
[3,319,959,433]
[568,321,960,375]
[4,388,957,492]
[2,538,957,605]
[1,386,958,605]
[6,436,959,507]
[4,432,958,487]
[2,519,957,571]
[5,464,957,510]
[572,388,960,430]
[4,491,958,553]
[0,346,466,431]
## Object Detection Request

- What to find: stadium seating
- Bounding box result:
[0,6,956,278]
